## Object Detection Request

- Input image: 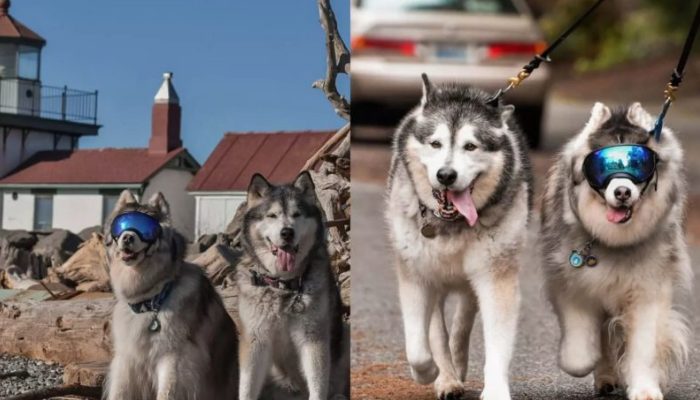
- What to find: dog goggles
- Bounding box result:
[582,144,658,190]
[110,211,162,243]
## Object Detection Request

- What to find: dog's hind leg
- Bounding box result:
[398,265,439,385]
[471,263,520,400]
[450,285,478,382]
[430,293,466,399]
[594,320,621,396]
[554,292,603,378]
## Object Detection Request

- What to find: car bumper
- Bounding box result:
[352,58,550,107]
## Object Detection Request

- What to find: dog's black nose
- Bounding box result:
[280,227,295,242]
[123,234,135,244]
[437,167,457,186]
[614,186,631,202]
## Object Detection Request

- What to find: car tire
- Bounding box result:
[516,104,544,149]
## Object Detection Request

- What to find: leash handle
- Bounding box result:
[488,0,607,105]
[652,0,700,141]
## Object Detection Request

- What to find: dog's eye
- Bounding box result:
[464,143,477,151]
[430,141,442,149]
[266,213,277,219]
[291,211,301,218]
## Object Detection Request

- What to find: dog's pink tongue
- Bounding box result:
[276,248,296,272]
[446,190,478,227]
[606,207,628,223]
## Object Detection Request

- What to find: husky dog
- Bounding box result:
[386,74,532,400]
[236,171,349,400]
[541,102,691,400]
[104,190,238,400]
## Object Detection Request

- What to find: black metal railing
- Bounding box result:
[0,78,98,125]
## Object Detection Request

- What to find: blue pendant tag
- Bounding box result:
[569,251,584,268]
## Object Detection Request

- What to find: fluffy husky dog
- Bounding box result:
[541,102,691,400]
[104,190,238,400]
[386,74,532,400]
[235,171,348,400]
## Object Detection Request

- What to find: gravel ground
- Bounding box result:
[0,354,63,397]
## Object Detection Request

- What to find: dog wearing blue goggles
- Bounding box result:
[581,144,658,225]
[111,211,163,243]
[109,210,163,262]
[583,144,658,190]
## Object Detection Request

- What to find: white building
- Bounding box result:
[187,131,333,238]
[0,73,199,240]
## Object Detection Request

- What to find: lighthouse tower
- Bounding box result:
[0,0,99,177]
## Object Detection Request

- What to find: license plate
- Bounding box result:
[434,44,478,63]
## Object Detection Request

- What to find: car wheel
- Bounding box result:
[516,104,544,149]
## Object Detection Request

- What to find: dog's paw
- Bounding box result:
[627,386,663,400]
[434,376,466,400]
[480,385,511,400]
[594,371,621,396]
[409,358,439,385]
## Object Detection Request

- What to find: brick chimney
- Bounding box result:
[149,72,182,154]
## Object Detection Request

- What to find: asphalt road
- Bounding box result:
[350,98,700,399]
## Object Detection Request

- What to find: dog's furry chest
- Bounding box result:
[387,181,529,285]
[547,229,688,309]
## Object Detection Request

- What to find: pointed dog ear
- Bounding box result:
[114,190,136,212]
[148,192,171,220]
[420,73,433,108]
[293,171,316,200]
[626,102,654,130]
[247,173,272,209]
[501,104,515,121]
[585,102,612,131]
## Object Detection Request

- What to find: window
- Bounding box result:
[33,195,53,231]
[102,194,119,223]
[18,46,39,80]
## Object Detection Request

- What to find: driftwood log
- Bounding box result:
[0,287,240,366]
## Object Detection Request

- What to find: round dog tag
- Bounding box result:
[586,256,598,267]
[149,316,161,332]
[421,224,437,239]
[569,251,584,268]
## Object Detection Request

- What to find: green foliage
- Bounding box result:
[534,0,694,71]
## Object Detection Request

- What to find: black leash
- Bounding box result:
[488,0,607,106]
[651,0,700,141]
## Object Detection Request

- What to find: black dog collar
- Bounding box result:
[129,281,174,314]
[250,269,303,292]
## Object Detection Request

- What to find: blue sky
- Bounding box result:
[13,1,349,163]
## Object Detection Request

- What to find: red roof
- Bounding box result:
[0,148,186,186]
[187,131,334,192]
[0,1,46,46]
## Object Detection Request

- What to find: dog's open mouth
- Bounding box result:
[268,238,299,272]
[606,205,633,224]
[120,248,141,262]
[432,183,478,227]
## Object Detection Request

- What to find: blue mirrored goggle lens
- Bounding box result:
[583,145,657,189]
[110,211,162,243]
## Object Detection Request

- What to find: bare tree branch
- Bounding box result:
[301,123,350,171]
[313,0,351,120]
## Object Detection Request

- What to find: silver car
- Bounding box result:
[352,0,550,146]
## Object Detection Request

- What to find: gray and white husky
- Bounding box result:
[235,171,349,400]
[541,102,691,400]
[386,74,533,400]
[104,190,239,400]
